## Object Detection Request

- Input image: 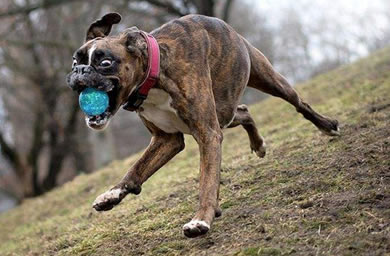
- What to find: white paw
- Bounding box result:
[183,220,210,238]
[329,126,341,136]
[94,188,122,204]
[92,188,126,211]
[183,220,210,230]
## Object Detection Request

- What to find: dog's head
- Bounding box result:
[66,13,148,130]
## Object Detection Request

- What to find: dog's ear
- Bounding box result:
[124,27,147,58]
[86,12,122,42]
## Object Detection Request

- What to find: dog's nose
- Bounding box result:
[73,65,93,75]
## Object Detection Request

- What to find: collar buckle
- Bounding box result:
[123,91,147,111]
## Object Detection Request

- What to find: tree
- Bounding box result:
[0,0,99,196]
[0,0,237,199]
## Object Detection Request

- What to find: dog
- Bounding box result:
[66,13,340,238]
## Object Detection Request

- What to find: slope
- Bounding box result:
[0,47,389,256]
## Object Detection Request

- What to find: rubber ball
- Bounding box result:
[79,88,109,116]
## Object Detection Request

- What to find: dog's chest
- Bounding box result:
[139,89,191,134]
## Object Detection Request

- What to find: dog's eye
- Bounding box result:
[100,59,112,67]
[72,59,77,68]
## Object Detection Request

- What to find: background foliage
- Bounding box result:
[0,0,389,207]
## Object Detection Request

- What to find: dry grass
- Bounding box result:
[0,47,389,256]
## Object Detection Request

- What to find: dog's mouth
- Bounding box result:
[84,76,122,130]
[66,70,123,130]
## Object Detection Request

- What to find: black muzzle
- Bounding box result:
[66,65,116,93]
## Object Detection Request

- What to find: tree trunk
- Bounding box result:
[196,0,215,17]
[42,99,80,192]
[31,165,42,196]
[222,0,235,22]
[17,160,35,197]
[73,124,95,174]
[42,150,66,192]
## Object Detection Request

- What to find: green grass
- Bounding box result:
[1,47,390,256]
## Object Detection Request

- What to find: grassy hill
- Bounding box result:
[1,47,390,256]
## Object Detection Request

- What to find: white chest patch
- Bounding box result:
[139,89,191,134]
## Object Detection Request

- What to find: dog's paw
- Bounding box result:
[251,142,266,158]
[183,220,210,238]
[253,146,266,158]
[322,127,340,136]
[92,188,127,211]
[319,119,340,137]
[215,207,222,218]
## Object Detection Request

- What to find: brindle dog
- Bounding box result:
[67,13,339,238]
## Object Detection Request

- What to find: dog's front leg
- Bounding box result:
[93,120,184,211]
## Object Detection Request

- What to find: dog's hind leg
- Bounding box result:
[227,104,266,158]
[161,74,223,238]
[244,41,340,136]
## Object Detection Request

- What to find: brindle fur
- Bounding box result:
[67,13,339,238]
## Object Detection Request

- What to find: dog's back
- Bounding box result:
[152,15,252,126]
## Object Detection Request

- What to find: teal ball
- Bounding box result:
[79,88,109,116]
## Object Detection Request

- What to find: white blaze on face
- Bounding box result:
[88,43,97,66]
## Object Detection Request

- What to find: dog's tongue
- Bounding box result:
[85,111,111,127]
[88,111,109,120]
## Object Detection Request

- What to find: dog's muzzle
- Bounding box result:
[66,65,121,130]
[66,65,117,92]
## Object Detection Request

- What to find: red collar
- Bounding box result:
[123,31,160,111]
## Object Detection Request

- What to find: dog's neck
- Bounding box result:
[123,31,161,112]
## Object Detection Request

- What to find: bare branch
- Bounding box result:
[0,38,76,50]
[0,49,37,82]
[0,16,24,38]
[0,0,81,19]
[139,0,190,16]
[0,130,21,174]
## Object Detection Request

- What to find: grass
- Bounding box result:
[1,47,390,256]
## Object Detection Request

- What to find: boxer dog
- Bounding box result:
[66,13,339,238]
